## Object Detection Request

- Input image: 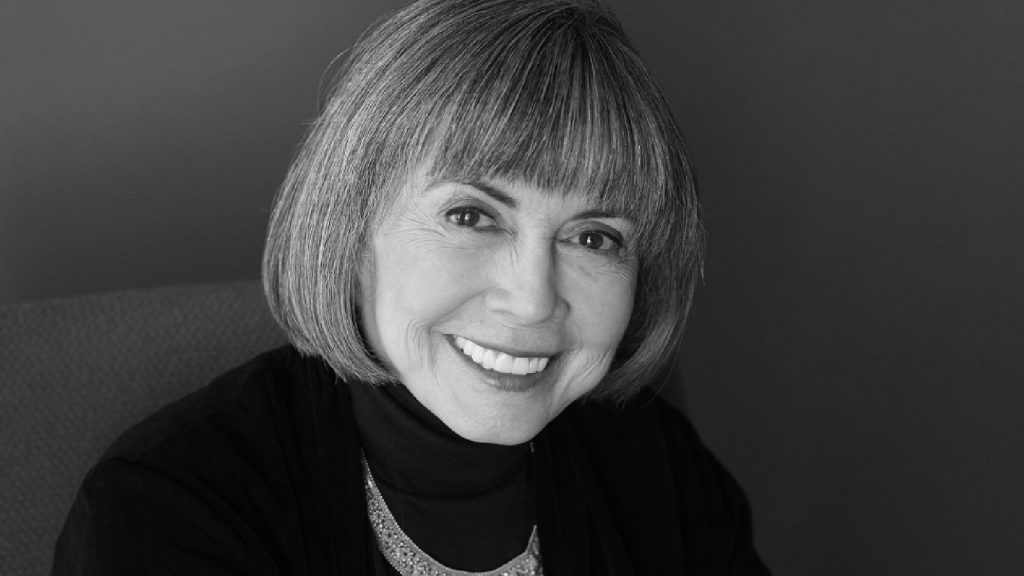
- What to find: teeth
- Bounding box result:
[512,357,530,376]
[481,349,497,370]
[451,336,552,375]
[493,353,512,373]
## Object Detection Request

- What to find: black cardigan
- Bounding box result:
[52,346,770,575]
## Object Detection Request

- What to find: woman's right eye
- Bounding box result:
[445,207,495,228]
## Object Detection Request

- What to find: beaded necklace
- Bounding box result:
[362,457,543,576]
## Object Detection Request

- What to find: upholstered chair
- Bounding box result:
[0,282,286,575]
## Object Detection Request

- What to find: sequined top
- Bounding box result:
[363,457,542,576]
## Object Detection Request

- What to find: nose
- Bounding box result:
[485,241,563,326]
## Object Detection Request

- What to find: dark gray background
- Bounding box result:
[3,1,1022,573]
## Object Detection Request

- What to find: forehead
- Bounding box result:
[469,179,630,220]
[419,158,633,208]
[402,168,631,220]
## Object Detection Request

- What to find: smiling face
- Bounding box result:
[358,173,638,445]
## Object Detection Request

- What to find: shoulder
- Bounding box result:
[54,346,366,575]
[562,386,702,460]
[559,388,772,574]
[100,345,333,465]
[563,386,747,516]
[90,344,356,526]
[55,346,342,575]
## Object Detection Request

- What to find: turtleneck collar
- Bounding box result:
[348,379,532,497]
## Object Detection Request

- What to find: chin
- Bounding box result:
[452,414,549,446]
[425,338,572,445]
[431,378,556,446]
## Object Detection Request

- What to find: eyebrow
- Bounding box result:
[460,180,517,208]
[456,179,632,222]
[573,208,628,220]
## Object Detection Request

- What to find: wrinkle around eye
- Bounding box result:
[558,243,638,280]
[382,212,454,254]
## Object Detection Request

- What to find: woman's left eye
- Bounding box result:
[575,230,621,252]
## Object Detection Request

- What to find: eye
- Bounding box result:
[575,230,621,251]
[445,206,495,228]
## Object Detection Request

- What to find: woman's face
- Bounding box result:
[359,173,638,445]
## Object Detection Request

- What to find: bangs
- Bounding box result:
[375,3,689,258]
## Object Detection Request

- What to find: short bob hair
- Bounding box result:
[263,0,703,401]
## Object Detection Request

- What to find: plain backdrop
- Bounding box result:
[3,1,1023,574]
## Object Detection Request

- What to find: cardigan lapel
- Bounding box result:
[534,415,637,576]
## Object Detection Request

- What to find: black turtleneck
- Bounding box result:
[347,380,536,572]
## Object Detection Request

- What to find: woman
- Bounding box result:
[54,0,770,574]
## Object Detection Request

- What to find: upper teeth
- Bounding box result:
[453,336,550,375]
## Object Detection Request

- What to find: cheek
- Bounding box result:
[569,270,637,351]
[378,245,474,318]
[553,268,636,401]
[370,239,482,363]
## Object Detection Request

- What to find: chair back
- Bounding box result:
[0,282,287,575]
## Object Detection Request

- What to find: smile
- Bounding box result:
[452,336,551,375]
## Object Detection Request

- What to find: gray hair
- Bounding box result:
[262,0,704,401]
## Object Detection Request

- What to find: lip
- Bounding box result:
[445,335,557,391]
